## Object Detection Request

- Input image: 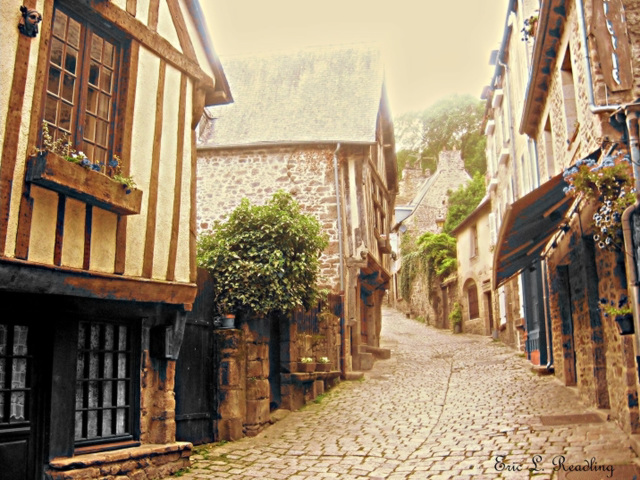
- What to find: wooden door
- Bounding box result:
[175,269,216,445]
[0,322,41,480]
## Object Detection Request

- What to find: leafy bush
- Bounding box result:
[197,191,328,316]
[398,231,456,299]
[449,302,462,328]
[443,171,486,234]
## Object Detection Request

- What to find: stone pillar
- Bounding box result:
[140,352,177,444]
[214,329,246,441]
[242,317,271,437]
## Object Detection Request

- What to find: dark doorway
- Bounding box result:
[522,260,548,366]
[175,269,216,445]
[556,265,577,386]
[0,319,46,480]
[484,291,494,335]
[269,315,281,411]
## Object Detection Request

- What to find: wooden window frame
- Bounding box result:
[467,283,479,320]
[74,320,140,449]
[41,2,130,176]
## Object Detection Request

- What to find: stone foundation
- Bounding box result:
[46,443,191,480]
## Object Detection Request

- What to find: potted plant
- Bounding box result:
[449,302,462,334]
[297,357,315,373]
[602,299,634,335]
[316,356,331,372]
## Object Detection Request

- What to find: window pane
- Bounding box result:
[103,42,114,68]
[84,115,96,142]
[52,10,67,39]
[10,391,25,422]
[50,38,64,67]
[89,61,100,87]
[62,74,75,103]
[101,69,112,93]
[96,120,108,146]
[0,324,6,355]
[47,66,61,95]
[13,326,28,356]
[44,96,58,124]
[65,48,77,74]
[67,17,81,48]
[58,103,73,132]
[86,87,98,115]
[91,35,103,61]
[97,93,110,119]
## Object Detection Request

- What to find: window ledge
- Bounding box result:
[49,442,191,470]
[27,151,143,215]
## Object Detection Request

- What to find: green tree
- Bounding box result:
[443,171,486,234]
[394,94,487,176]
[197,191,328,317]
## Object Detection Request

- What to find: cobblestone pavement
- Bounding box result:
[166,307,640,479]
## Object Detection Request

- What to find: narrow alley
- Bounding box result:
[165,307,640,480]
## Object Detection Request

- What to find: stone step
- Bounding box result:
[344,371,364,381]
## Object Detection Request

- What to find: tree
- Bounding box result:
[443,171,486,234]
[394,94,487,176]
[197,191,328,317]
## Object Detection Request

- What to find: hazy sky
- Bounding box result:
[203,0,510,116]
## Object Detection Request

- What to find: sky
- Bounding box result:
[202,0,510,117]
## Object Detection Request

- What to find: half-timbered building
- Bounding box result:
[0,0,230,478]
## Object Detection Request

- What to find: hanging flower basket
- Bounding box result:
[563,152,636,251]
[26,151,142,215]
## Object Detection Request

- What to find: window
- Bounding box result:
[560,47,578,141]
[467,283,479,319]
[470,224,478,258]
[543,116,555,178]
[44,6,121,171]
[0,325,30,426]
[75,321,135,447]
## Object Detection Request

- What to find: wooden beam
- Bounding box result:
[189,113,197,283]
[54,194,66,266]
[126,0,137,16]
[142,60,166,278]
[83,205,93,270]
[166,74,187,281]
[165,0,198,62]
[16,0,55,260]
[148,0,160,30]
[92,0,215,91]
[0,257,197,306]
[0,0,37,255]
[114,40,140,273]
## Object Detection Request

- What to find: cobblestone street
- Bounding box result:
[166,307,640,479]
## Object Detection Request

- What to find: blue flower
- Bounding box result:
[91,164,101,171]
[109,159,119,168]
[81,158,91,167]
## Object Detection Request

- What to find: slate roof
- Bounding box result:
[198,44,389,147]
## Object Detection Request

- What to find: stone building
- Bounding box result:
[482,0,553,359]
[195,45,397,436]
[451,196,494,335]
[0,1,230,478]
[393,150,470,326]
[493,0,640,435]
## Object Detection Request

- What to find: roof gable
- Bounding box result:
[198,45,387,146]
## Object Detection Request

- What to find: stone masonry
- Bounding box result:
[197,145,341,290]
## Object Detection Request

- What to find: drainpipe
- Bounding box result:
[333,143,346,376]
[576,0,620,113]
[622,112,640,379]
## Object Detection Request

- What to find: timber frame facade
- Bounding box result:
[0,0,230,478]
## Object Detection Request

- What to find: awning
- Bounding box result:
[493,173,572,288]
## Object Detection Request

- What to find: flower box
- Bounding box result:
[615,314,635,335]
[297,362,315,373]
[315,363,331,372]
[26,151,142,215]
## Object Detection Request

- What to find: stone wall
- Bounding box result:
[46,443,191,480]
[197,145,341,289]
